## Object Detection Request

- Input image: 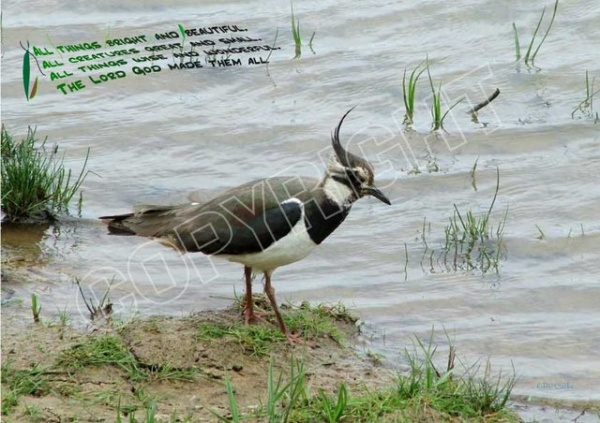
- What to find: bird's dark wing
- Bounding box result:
[170,177,317,255]
[172,199,303,255]
[101,177,319,255]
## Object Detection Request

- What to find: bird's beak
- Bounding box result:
[362,186,391,205]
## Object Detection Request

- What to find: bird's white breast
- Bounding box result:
[220,199,317,272]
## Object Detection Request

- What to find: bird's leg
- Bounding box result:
[263,271,302,345]
[243,266,266,325]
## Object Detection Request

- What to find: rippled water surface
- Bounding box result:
[2,0,599,412]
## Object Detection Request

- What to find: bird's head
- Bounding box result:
[325,108,391,206]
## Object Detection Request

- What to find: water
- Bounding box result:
[2,0,599,409]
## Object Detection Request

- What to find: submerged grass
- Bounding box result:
[426,61,464,131]
[30,293,41,323]
[571,71,600,123]
[290,2,315,59]
[401,60,427,126]
[419,167,507,274]
[442,168,507,273]
[1,125,89,222]
[512,0,559,67]
[210,330,518,422]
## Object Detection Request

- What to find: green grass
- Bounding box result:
[1,125,89,222]
[442,168,507,273]
[1,361,51,415]
[209,330,518,422]
[426,61,464,131]
[418,167,506,274]
[198,301,353,356]
[401,60,427,126]
[399,331,515,418]
[511,23,521,61]
[316,383,348,423]
[210,374,241,422]
[290,2,315,59]
[30,293,41,323]
[571,71,600,123]
[211,357,308,423]
[55,335,196,382]
[512,0,559,67]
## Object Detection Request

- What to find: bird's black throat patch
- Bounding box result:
[303,196,351,245]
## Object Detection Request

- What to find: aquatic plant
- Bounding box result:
[1,125,89,222]
[290,2,315,59]
[512,0,559,67]
[426,61,464,131]
[31,293,41,323]
[571,71,599,123]
[416,167,506,274]
[401,60,427,126]
[442,168,506,273]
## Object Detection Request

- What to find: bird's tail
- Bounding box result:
[99,205,181,237]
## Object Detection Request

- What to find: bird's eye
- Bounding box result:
[345,169,364,186]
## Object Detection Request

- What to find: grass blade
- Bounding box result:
[512,23,521,61]
[523,6,546,65]
[530,0,559,63]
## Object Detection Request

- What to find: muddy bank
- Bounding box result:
[1,303,397,422]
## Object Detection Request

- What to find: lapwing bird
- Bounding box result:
[100,108,391,344]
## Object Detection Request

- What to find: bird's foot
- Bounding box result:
[244,309,268,326]
[285,331,304,346]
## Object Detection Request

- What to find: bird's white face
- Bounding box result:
[327,108,391,206]
[323,156,377,205]
[322,171,355,205]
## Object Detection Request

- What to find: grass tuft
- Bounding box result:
[1,125,89,222]
[56,335,196,383]
[31,292,41,323]
[198,301,354,356]
[1,361,51,415]
[401,60,427,126]
[442,168,506,273]
[571,71,600,123]
[290,2,315,59]
[426,60,464,131]
[210,374,241,422]
[210,330,518,422]
[512,0,559,67]
[419,168,507,274]
[399,330,516,418]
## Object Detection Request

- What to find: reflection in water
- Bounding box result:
[2,222,50,262]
